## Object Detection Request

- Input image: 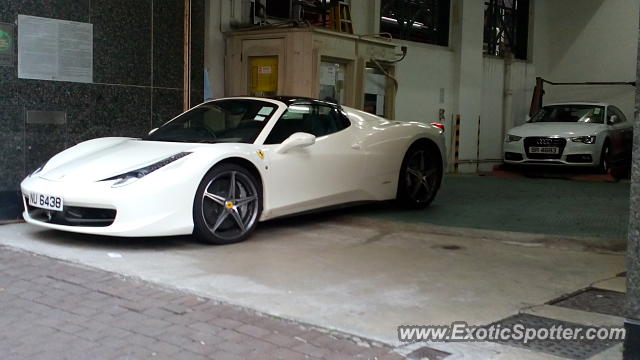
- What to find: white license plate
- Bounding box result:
[28,192,63,211]
[529,146,559,154]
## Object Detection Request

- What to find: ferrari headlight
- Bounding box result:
[102,152,192,188]
[30,162,47,177]
[504,134,522,143]
[571,136,596,144]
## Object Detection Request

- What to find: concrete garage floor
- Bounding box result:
[348,175,630,250]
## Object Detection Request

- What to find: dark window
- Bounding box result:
[266,0,291,19]
[531,105,605,124]
[608,106,626,124]
[265,104,351,144]
[380,0,450,46]
[483,0,529,60]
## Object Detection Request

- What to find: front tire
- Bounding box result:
[598,142,610,174]
[397,144,443,209]
[193,164,262,245]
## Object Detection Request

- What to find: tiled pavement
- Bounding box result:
[0,246,403,360]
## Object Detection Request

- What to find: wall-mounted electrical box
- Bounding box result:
[224,26,399,118]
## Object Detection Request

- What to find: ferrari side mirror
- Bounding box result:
[275,132,316,154]
[148,128,158,135]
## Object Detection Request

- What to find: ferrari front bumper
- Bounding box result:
[20,172,198,237]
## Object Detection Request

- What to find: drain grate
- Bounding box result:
[489,314,620,359]
[407,346,451,360]
[550,288,626,317]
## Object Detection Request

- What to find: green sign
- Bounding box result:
[0,30,10,51]
[0,23,13,66]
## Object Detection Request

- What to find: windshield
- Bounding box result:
[530,105,605,124]
[143,99,278,143]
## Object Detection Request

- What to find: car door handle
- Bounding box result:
[351,143,362,150]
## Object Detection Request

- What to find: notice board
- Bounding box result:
[18,15,93,83]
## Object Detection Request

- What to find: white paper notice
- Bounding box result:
[319,64,336,86]
[365,73,386,95]
[18,15,93,83]
[376,95,385,116]
[258,106,274,116]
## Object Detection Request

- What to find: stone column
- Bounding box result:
[449,0,484,173]
[624,8,640,359]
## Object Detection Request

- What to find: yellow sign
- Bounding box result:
[249,56,278,95]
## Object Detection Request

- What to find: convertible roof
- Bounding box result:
[199,96,341,109]
[268,96,339,107]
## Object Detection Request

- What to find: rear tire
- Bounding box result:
[397,144,443,209]
[193,163,262,245]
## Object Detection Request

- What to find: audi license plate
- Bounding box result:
[28,192,63,211]
[529,146,559,154]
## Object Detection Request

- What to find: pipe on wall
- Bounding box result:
[183,0,192,110]
[501,53,514,156]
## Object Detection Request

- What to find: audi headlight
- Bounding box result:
[101,152,192,188]
[570,136,596,144]
[504,134,522,143]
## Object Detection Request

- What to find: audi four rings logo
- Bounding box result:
[536,138,554,145]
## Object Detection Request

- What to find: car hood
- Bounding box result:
[507,122,606,138]
[40,138,204,182]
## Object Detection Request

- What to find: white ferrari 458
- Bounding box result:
[21,97,446,244]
